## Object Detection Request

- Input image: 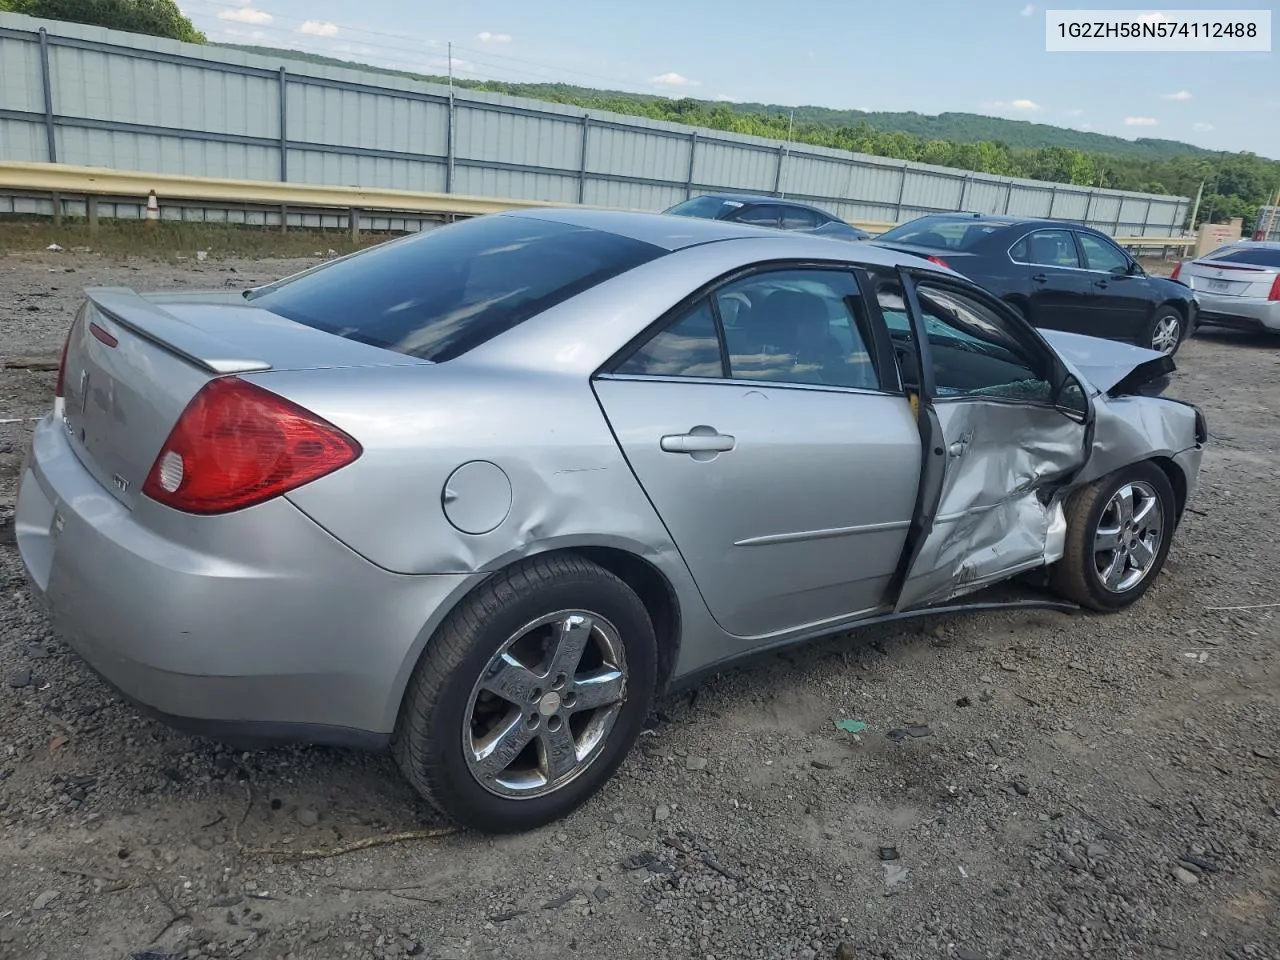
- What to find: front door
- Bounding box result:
[869,272,1092,610]
[593,266,922,639]
[1074,231,1155,344]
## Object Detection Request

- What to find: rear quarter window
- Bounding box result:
[1204,247,1280,267]
[249,215,665,362]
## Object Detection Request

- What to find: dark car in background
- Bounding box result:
[872,213,1198,356]
[663,193,871,241]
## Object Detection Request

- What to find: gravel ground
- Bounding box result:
[1,248,1278,960]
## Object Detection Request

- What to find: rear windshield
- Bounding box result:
[875,217,1008,251]
[1203,246,1280,267]
[664,196,745,220]
[249,215,665,362]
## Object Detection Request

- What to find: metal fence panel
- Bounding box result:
[0,119,45,161]
[587,124,687,183]
[0,12,1190,236]
[0,34,42,111]
[694,139,777,193]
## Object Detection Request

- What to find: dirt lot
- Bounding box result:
[1,246,1278,960]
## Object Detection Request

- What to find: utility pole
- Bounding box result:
[1186,179,1203,234]
[446,41,456,193]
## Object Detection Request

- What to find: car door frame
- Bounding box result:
[877,263,1097,609]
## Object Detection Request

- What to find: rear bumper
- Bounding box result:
[16,411,481,744]
[1191,293,1280,333]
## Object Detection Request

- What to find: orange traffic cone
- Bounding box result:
[145,189,159,227]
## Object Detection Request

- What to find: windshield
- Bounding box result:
[663,196,745,220]
[250,215,664,362]
[876,217,1009,251]
[1203,246,1280,268]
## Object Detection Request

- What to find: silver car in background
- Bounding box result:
[1174,240,1280,334]
[16,210,1206,833]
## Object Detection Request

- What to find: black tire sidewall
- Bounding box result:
[1077,462,1176,611]
[410,566,656,832]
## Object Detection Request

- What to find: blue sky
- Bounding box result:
[181,0,1279,158]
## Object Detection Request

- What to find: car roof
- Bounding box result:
[496,207,936,270]
[899,212,1104,234]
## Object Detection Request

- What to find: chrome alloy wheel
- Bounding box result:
[1093,480,1164,594]
[1151,314,1182,355]
[463,611,628,799]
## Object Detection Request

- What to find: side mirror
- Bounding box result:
[1055,374,1090,423]
[1127,260,1145,276]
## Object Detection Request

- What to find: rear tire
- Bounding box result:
[1146,307,1185,356]
[393,554,656,833]
[1050,461,1176,612]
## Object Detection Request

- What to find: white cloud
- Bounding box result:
[299,20,338,37]
[649,72,699,87]
[217,6,272,24]
[987,98,1041,112]
[1078,123,1094,131]
[1193,122,1214,132]
[1064,108,1084,117]
[1125,116,1159,126]
[1161,90,1192,101]
[476,31,513,43]
[714,94,738,102]
[1020,3,1035,15]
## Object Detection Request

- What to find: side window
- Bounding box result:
[913,283,1052,402]
[735,205,783,228]
[1018,229,1080,268]
[714,269,879,390]
[614,301,724,378]
[1077,232,1130,273]
[780,206,820,230]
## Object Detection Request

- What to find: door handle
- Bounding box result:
[1093,279,1108,289]
[1031,273,1048,283]
[948,439,968,457]
[660,431,736,454]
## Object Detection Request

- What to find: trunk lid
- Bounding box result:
[59,287,426,509]
[1180,260,1278,298]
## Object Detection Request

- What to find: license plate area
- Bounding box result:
[1206,279,1231,293]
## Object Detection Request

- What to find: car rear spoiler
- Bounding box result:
[84,287,273,375]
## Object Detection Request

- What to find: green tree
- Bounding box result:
[6,0,205,42]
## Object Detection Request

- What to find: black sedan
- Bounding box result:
[872,214,1197,356]
[663,193,871,241]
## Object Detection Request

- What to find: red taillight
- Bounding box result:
[142,377,362,515]
[1269,275,1280,302]
[53,321,75,398]
[926,255,951,269]
[1170,261,1182,281]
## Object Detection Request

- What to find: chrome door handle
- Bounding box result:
[948,439,969,457]
[660,432,736,454]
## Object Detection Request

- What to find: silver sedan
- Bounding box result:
[15,209,1206,832]
[1175,240,1280,334]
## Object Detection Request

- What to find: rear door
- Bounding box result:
[593,264,921,639]
[1010,228,1093,332]
[864,270,1093,610]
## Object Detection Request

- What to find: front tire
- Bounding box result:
[1147,307,1185,356]
[1051,461,1177,612]
[393,554,657,833]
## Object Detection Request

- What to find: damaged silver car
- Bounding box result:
[15,209,1206,833]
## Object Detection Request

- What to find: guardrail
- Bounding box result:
[0,162,1194,252]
